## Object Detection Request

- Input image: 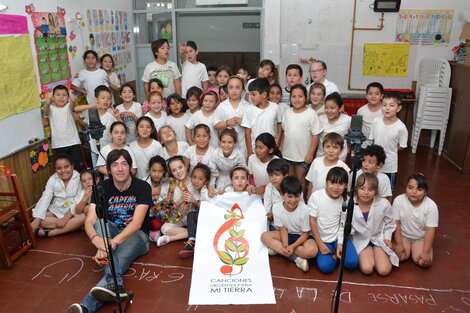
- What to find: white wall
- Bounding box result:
[264,0,470,92]
[0,0,134,158]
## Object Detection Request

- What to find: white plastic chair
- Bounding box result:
[412,58,452,155]
[411,86,452,155]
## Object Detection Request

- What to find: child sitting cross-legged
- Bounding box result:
[262,176,318,272]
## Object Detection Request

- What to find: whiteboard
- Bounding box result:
[0,108,44,159]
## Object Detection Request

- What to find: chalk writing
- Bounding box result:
[187,305,198,311]
[462,297,470,306]
[367,293,437,306]
[31,258,84,283]
[273,287,286,299]
[296,287,317,302]
[162,272,185,283]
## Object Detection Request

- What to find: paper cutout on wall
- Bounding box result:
[30,144,49,173]
[0,165,14,182]
[396,10,453,46]
[363,43,410,77]
[0,14,29,34]
[25,3,36,15]
[0,35,41,120]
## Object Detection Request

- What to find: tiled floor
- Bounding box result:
[1,146,470,313]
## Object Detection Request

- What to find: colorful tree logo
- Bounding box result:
[213,203,250,276]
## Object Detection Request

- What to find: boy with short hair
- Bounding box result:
[44,84,85,171]
[357,82,384,148]
[74,85,120,166]
[207,66,218,89]
[261,176,317,272]
[306,132,350,199]
[280,64,303,107]
[242,78,282,156]
[179,40,209,96]
[264,158,290,218]
[358,144,392,201]
[369,92,408,190]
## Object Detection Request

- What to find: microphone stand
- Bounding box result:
[89,117,133,312]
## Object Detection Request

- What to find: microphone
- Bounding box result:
[87,108,106,152]
[344,115,366,155]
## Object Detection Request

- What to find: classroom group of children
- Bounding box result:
[30,38,438,277]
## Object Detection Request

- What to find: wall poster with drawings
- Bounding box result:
[85,8,132,84]
[395,10,454,46]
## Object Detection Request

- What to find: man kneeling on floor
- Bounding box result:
[68,149,152,313]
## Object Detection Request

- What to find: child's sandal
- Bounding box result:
[35,227,51,238]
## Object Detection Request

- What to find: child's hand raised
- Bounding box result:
[45,97,53,106]
[69,90,76,103]
[179,43,186,55]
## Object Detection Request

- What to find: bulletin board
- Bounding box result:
[363,43,410,77]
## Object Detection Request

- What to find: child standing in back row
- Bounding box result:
[280,64,303,106]
[116,84,142,143]
[71,50,108,105]
[357,82,384,148]
[369,92,408,191]
[142,38,181,98]
[179,41,209,96]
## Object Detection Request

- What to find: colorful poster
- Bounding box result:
[395,10,454,46]
[0,35,41,120]
[363,43,410,77]
[0,14,29,34]
[86,9,132,84]
[189,193,276,305]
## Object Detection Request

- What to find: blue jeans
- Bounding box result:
[81,220,149,313]
[316,239,358,274]
[91,151,99,168]
[384,172,397,192]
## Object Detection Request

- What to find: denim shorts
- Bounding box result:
[285,159,309,169]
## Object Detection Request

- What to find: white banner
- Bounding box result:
[188,192,276,305]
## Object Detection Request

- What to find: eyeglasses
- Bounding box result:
[309,69,324,74]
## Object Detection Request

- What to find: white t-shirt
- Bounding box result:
[116,102,142,143]
[306,156,350,193]
[214,99,250,156]
[311,104,325,115]
[96,144,138,169]
[393,194,439,241]
[278,102,291,118]
[273,201,311,235]
[209,147,246,190]
[162,141,190,160]
[145,111,167,133]
[181,60,208,97]
[317,113,351,161]
[72,68,108,105]
[166,114,190,142]
[183,145,215,174]
[184,110,219,148]
[369,118,408,173]
[48,103,81,149]
[282,107,322,162]
[247,154,279,187]
[141,60,182,97]
[107,72,121,104]
[241,101,282,150]
[357,104,383,148]
[307,78,339,97]
[355,169,392,199]
[264,183,283,214]
[308,188,344,243]
[129,140,163,180]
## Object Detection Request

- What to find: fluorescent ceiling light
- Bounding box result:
[0,4,8,11]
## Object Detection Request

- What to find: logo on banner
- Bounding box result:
[213,203,250,276]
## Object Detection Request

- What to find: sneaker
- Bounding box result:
[267,248,277,256]
[178,240,195,258]
[67,304,88,313]
[156,235,170,247]
[295,257,309,272]
[149,230,160,242]
[91,284,127,303]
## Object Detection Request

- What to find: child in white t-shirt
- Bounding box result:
[116,84,142,143]
[185,86,203,116]
[262,176,317,272]
[393,174,438,268]
[142,38,181,98]
[185,90,219,148]
[100,54,121,103]
[223,166,251,193]
[242,78,282,156]
[264,159,289,217]
[357,82,384,148]
[309,167,358,274]
[158,125,190,160]
[306,132,350,199]
[43,85,85,171]
[280,64,303,107]
[145,91,167,133]
[317,92,351,161]
[369,92,408,191]
[282,84,322,195]
[142,78,167,114]
[166,93,190,142]
[71,50,108,105]
[179,41,209,97]
[357,144,392,201]
[183,124,215,174]
[309,82,326,116]
[214,75,250,156]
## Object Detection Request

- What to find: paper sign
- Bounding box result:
[0,14,29,34]
[363,43,410,76]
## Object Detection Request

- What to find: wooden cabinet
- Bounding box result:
[443,63,470,174]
